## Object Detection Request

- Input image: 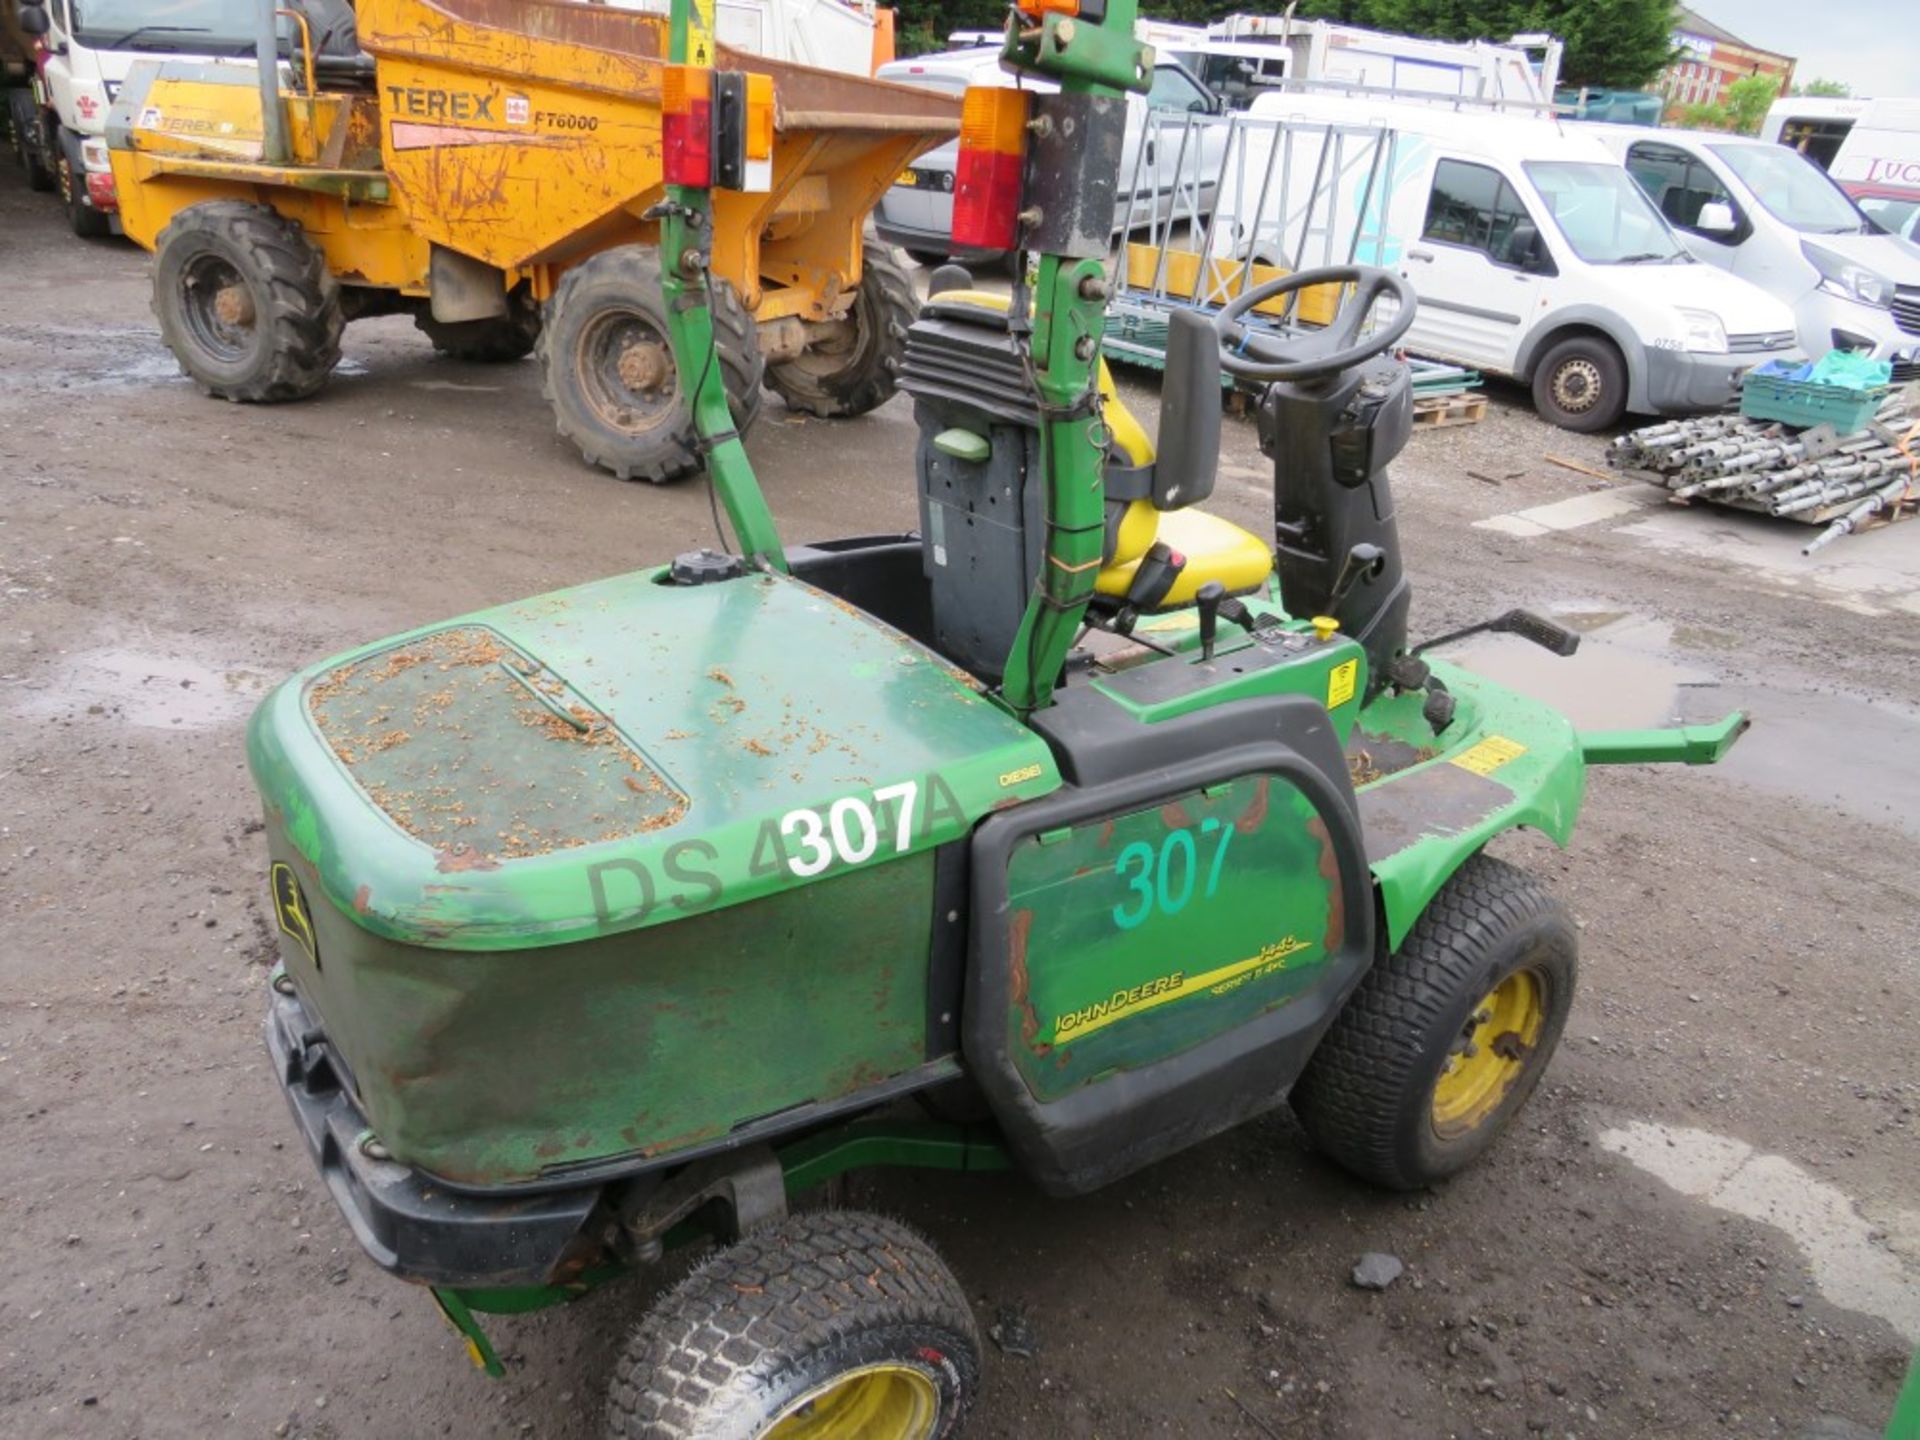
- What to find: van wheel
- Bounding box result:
[1531,335,1626,432]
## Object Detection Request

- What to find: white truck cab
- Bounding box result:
[1591,125,1920,376]
[14,0,254,237]
[1222,93,1800,430]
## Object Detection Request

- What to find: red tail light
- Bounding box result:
[951,86,1028,252]
[663,66,713,187]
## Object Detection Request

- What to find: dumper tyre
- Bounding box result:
[1291,853,1576,1191]
[152,202,344,402]
[55,128,112,239]
[1531,333,1627,432]
[9,93,54,192]
[766,244,917,420]
[541,245,763,484]
[415,288,542,363]
[605,1209,979,1440]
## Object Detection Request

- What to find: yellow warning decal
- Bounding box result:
[1452,735,1527,776]
[1049,936,1311,1044]
[269,861,318,966]
[690,0,715,66]
[1327,658,1359,709]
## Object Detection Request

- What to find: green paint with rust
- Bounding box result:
[1003,775,1344,1102]
[1349,660,1586,950]
[248,566,1058,1186]
[266,836,938,1184]
[249,566,1059,951]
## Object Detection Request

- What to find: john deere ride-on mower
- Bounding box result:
[252,0,1749,1432]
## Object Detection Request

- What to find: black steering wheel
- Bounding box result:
[1214,264,1416,382]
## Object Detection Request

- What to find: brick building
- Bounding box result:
[1658,6,1795,115]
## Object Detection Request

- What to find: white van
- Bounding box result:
[1217,92,1800,430]
[872,47,1225,264]
[1589,126,1920,374]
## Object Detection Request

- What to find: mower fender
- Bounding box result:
[1359,663,1586,953]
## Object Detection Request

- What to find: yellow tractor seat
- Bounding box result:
[918,289,1273,610]
[1096,506,1274,607]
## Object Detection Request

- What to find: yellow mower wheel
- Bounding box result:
[606,1209,978,1440]
[1292,853,1576,1190]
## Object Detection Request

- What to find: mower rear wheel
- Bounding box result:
[766,243,916,420]
[1291,853,1576,1190]
[153,202,344,402]
[415,288,541,362]
[606,1209,979,1440]
[540,245,763,484]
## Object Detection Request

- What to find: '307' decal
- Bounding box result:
[1112,818,1235,930]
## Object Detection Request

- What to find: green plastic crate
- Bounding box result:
[1741,371,1890,433]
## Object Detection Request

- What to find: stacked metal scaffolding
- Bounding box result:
[1607,394,1920,555]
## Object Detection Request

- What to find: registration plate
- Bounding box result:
[896,168,919,187]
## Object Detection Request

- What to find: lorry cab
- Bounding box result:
[873,46,1223,264]
[1230,93,1800,431]
[1591,125,1920,375]
[15,0,273,236]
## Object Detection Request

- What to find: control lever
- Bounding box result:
[1196,581,1225,661]
[1325,543,1386,617]
[1412,609,1582,658]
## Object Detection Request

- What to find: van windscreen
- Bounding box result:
[1712,144,1870,234]
[1523,161,1690,265]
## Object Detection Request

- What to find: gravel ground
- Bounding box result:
[2,175,1915,1440]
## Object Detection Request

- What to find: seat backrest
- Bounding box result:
[1152,308,1221,510]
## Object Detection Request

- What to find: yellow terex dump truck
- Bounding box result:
[106,0,957,481]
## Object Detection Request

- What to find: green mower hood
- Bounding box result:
[249,567,1061,952]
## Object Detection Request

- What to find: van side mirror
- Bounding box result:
[1507,220,1548,272]
[18,3,50,37]
[1696,200,1736,235]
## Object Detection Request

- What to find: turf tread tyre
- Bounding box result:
[606,1209,979,1440]
[153,201,343,402]
[1291,853,1576,1191]
[540,245,763,483]
[766,244,916,420]
[1531,333,1627,433]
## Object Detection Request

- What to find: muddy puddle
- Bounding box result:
[9,647,271,730]
[1439,609,1920,839]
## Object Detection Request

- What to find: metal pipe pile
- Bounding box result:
[1606,394,1919,555]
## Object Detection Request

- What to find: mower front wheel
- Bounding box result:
[153,202,344,402]
[606,1209,979,1440]
[1291,853,1576,1190]
[540,245,764,483]
[766,243,917,420]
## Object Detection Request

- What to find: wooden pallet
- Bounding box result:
[1412,392,1488,429]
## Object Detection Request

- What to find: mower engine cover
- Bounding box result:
[249,566,1059,1189]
